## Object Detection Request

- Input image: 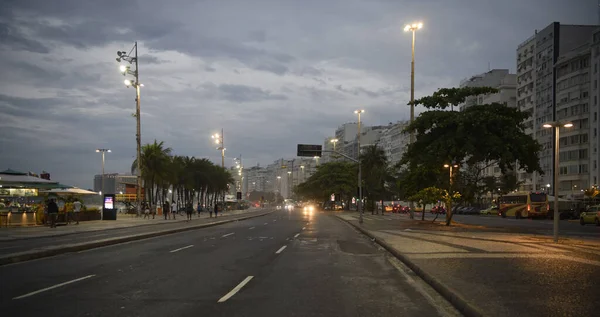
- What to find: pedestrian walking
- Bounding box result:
[72,200,81,224]
[186,203,193,221]
[209,204,213,218]
[47,198,59,228]
[214,203,219,217]
[163,201,170,220]
[172,202,177,220]
[197,203,202,218]
[143,202,150,219]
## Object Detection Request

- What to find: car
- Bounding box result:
[303,204,315,215]
[480,206,498,215]
[580,206,600,226]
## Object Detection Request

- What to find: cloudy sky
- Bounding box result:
[0,0,595,189]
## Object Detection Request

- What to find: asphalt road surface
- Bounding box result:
[0,210,269,257]
[0,209,457,317]
[451,214,600,238]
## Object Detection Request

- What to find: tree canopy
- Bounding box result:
[397,86,543,225]
[295,161,357,205]
[132,139,233,208]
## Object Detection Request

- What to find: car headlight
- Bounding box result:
[309,206,314,212]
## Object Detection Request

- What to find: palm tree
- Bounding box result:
[132,140,172,206]
[360,144,390,214]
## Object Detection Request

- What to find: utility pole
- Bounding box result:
[354,110,365,224]
[116,42,142,215]
[135,42,142,215]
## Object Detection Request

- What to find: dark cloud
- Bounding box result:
[140,54,168,65]
[254,63,288,75]
[0,0,596,188]
[216,84,288,103]
[0,22,50,53]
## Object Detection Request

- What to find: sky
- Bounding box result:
[0,0,595,189]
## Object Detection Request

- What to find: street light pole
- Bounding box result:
[96,148,111,220]
[116,42,142,215]
[355,109,365,224]
[543,121,573,243]
[221,128,225,169]
[404,22,423,143]
[405,22,422,220]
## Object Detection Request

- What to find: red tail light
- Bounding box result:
[547,204,550,211]
[527,204,531,211]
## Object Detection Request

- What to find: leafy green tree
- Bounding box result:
[408,187,446,221]
[497,171,522,196]
[295,161,357,207]
[402,87,543,225]
[360,145,393,213]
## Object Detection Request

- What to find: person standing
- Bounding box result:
[72,200,82,225]
[214,203,218,218]
[163,201,170,220]
[186,203,193,221]
[47,198,59,228]
[197,202,202,218]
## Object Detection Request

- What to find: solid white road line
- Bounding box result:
[249,226,255,230]
[264,222,268,225]
[294,233,300,238]
[221,233,235,238]
[13,275,95,300]
[275,245,287,254]
[170,245,194,253]
[217,276,254,303]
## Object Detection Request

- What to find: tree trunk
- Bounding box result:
[422,204,426,221]
[445,201,453,226]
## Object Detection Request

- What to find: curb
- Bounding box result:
[0,210,274,266]
[0,210,256,241]
[336,215,485,317]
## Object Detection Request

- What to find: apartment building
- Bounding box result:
[516,22,598,195]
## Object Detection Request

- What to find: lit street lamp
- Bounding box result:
[330,138,339,160]
[354,109,365,224]
[116,42,143,215]
[211,130,225,168]
[542,121,573,243]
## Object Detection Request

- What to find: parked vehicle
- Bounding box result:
[580,205,600,226]
[480,206,498,215]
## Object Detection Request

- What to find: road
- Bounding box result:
[0,209,457,317]
[0,210,269,257]
[451,214,600,238]
[383,211,600,238]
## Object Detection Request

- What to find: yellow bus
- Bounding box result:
[499,192,549,219]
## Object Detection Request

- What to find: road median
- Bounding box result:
[0,209,274,266]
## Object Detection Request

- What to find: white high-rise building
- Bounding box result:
[459,69,517,181]
[379,121,410,167]
[516,22,598,195]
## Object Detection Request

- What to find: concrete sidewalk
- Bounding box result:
[0,208,274,266]
[337,212,600,317]
[0,209,254,241]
